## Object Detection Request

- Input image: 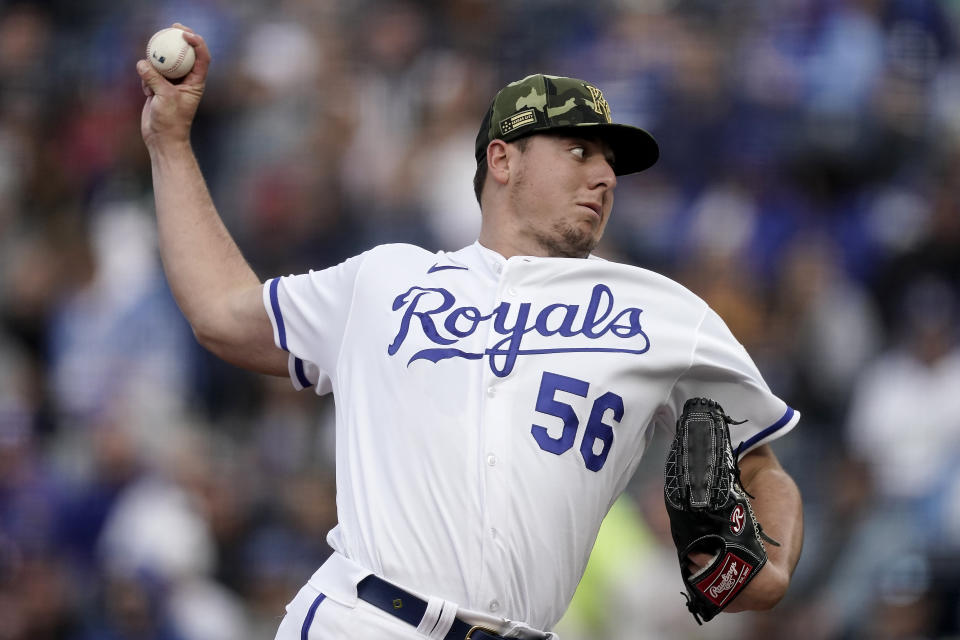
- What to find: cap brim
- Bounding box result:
[534,122,660,176]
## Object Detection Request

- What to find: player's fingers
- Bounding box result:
[180,30,211,83]
[136,59,168,94]
[171,22,194,33]
[687,551,715,573]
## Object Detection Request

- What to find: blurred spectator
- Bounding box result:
[45,203,193,426]
[772,232,884,421]
[555,481,749,640]
[846,275,960,506]
[827,276,960,636]
[338,0,437,246]
[409,52,492,249]
[0,405,76,640]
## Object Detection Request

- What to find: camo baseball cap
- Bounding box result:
[475,73,659,175]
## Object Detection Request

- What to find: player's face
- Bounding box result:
[508,134,617,258]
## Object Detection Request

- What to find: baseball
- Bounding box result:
[146,27,195,79]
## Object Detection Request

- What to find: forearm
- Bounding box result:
[747,465,803,575]
[149,140,259,334]
[727,446,804,612]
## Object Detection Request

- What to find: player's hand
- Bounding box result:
[685,549,786,613]
[721,556,789,613]
[136,24,210,150]
[686,551,714,574]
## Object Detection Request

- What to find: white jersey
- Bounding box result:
[263,241,799,631]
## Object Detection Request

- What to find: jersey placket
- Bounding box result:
[473,256,523,617]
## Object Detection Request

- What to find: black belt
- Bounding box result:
[356,575,504,640]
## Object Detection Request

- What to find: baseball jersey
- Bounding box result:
[263,241,799,631]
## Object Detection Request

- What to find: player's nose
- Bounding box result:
[588,154,617,191]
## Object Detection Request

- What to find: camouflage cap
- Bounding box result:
[475,73,659,176]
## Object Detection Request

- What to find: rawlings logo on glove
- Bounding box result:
[663,397,778,624]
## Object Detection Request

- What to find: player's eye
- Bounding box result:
[570,146,585,159]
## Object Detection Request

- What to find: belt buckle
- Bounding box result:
[465,625,498,640]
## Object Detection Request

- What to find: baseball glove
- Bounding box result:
[663,397,778,624]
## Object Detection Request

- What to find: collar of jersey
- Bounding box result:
[471,241,605,267]
[472,240,509,276]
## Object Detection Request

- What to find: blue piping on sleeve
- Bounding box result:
[294,358,313,389]
[300,593,326,640]
[736,406,796,456]
[269,277,287,351]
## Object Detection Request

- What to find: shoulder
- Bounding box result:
[350,243,477,283]
[351,243,446,272]
[364,243,439,261]
[580,257,710,308]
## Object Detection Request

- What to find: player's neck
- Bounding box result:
[478,226,549,260]
[479,198,592,259]
[478,223,593,260]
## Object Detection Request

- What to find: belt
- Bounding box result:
[356,575,504,640]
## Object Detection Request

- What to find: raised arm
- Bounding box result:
[136,25,287,376]
[727,444,804,612]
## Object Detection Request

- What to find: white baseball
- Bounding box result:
[146,27,196,79]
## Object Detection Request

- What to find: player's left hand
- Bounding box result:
[685,529,789,613]
[664,398,775,624]
[136,23,211,150]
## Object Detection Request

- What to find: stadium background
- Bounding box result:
[1,0,960,638]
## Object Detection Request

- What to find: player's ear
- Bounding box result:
[487,140,511,186]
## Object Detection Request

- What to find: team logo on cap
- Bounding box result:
[586,85,612,123]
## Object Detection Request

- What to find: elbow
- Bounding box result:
[190,316,232,358]
[188,311,287,376]
[728,562,790,613]
[748,564,791,611]
[192,323,249,367]
[753,586,788,613]
[176,287,286,375]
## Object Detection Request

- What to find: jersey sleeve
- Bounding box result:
[262,252,368,393]
[668,306,800,456]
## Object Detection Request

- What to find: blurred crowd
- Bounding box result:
[1,0,959,638]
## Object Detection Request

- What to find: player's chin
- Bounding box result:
[565,208,598,232]
[575,215,605,246]
[551,223,599,258]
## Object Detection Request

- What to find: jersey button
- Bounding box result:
[489,600,500,612]
[507,287,518,296]
[486,386,495,397]
[486,454,497,467]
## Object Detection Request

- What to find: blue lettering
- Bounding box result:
[581,285,615,337]
[608,308,646,339]
[387,287,457,355]
[490,301,534,377]
[535,304,580,337]
[387,283,651,375]
[444,305,486,338]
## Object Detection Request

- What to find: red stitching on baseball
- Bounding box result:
[169,46,187,73]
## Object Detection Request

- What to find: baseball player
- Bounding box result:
[136,25,803,640]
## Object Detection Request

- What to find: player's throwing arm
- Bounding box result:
[136,25,287,376]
